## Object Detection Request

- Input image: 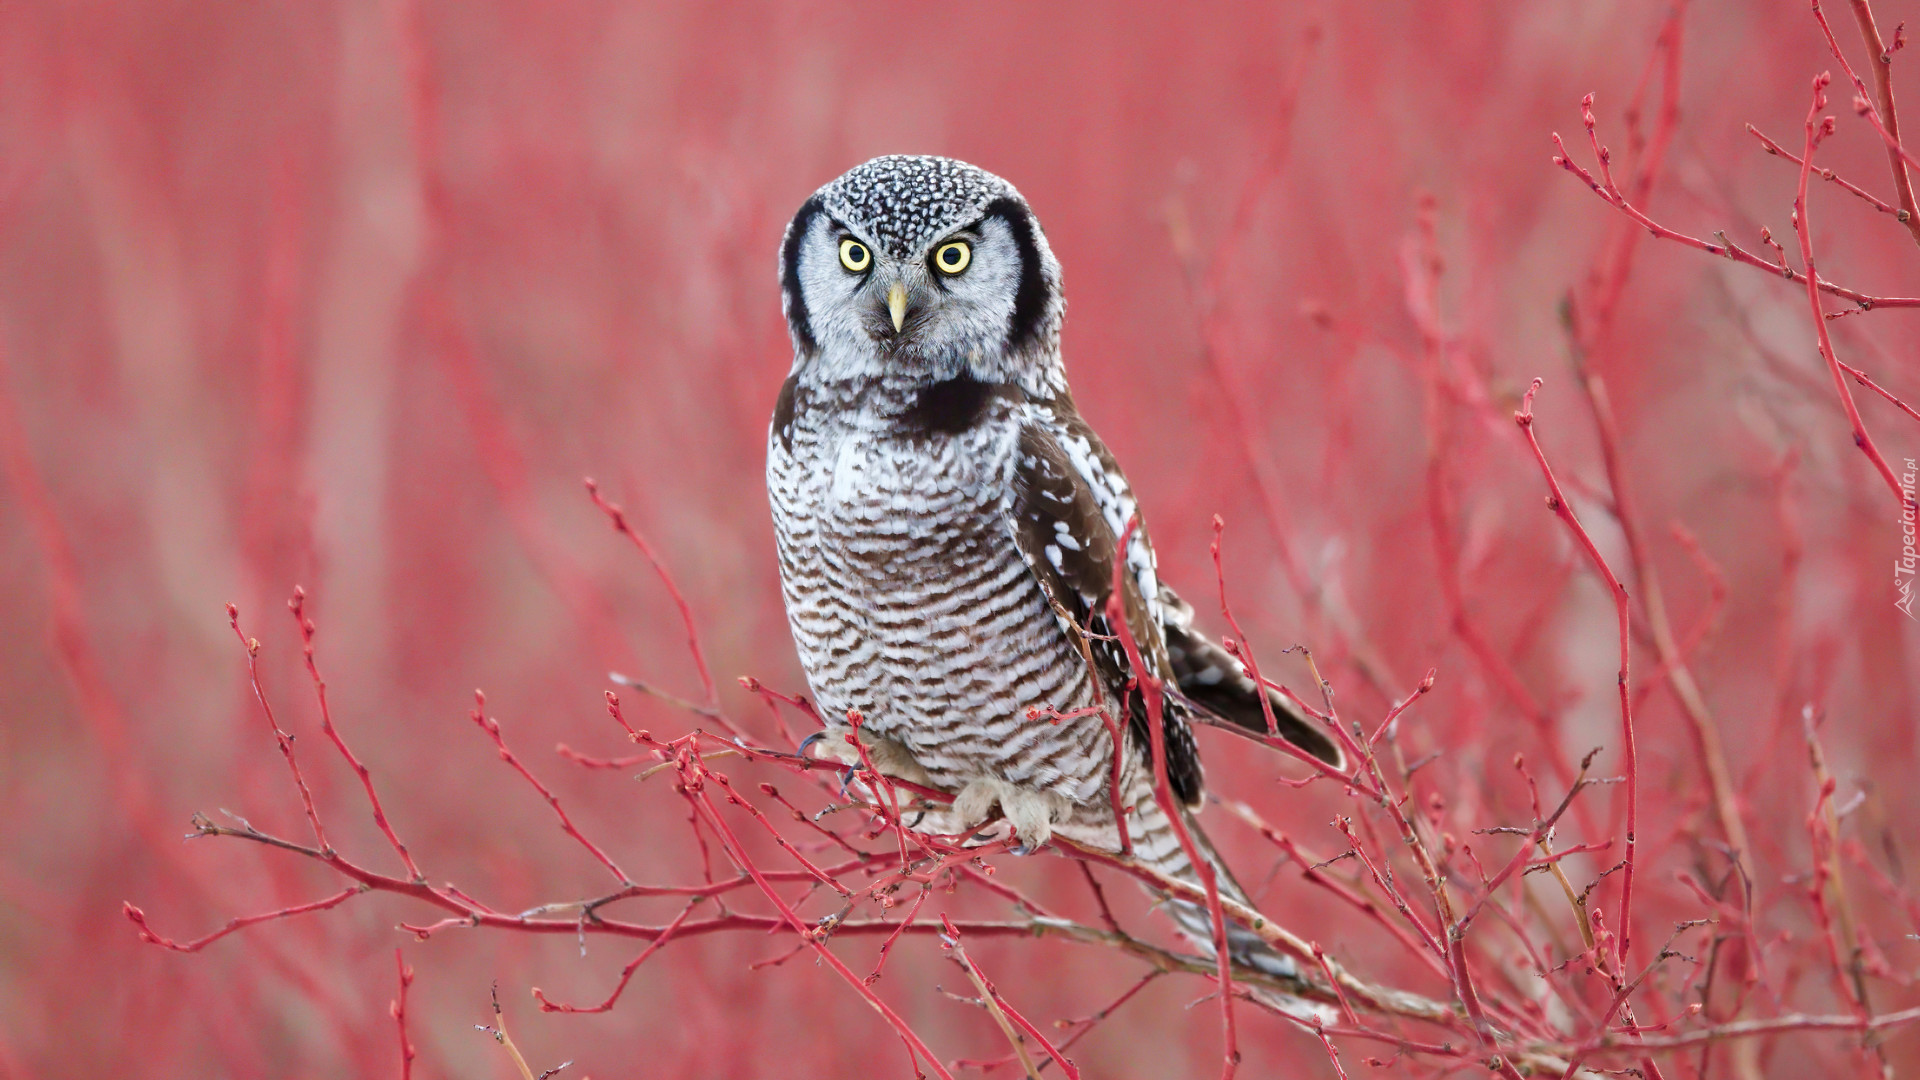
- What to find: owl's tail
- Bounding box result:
[1058,771,1328,1014]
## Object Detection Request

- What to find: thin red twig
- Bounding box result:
[469,690,632,885]
[392,949,416,1080]
[291,588,423,880]
[586,478,719,708]
[1749,122,1904,217]
[532,902,698,1014]
[555,745,651,769]
[1790,73,1914,512]
[1837,360,1920,424]
[228,603,329,854]
[1108,516,1240,1080]
[958,969,1161,1075]
[1208,516,1282,739]
[1553,98,1920,309]
[124,888,361,953]
[941,915,1082,1080]
[1513,381,1640,972]
[685,772,956,1080]
[1813,0,1920,246]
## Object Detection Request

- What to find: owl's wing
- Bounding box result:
[1157,586,1345,767]
[1031,394,1341,770]
[1006,421,1204,807]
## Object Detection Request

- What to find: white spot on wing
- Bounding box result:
[1051,422,1160,621]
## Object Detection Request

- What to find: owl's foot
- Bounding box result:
[800,731,1068,850]
[952,777,1071,851]
[799,726,934,789]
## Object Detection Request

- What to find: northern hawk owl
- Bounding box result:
[767,155,1341,978]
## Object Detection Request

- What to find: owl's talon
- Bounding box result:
[952,777,1068,851]
[801,726,864,768]
[797,730,829,758]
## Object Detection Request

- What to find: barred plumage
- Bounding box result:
[768,155,1341,981]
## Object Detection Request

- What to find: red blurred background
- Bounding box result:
[3,1,1918,1076]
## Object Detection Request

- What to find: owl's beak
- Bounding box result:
[887,282,909,333]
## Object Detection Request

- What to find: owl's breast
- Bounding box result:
[768,389,1023,639]
[825,427,1011,551]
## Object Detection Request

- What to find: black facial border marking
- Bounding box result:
[780,196,824,353]
[980,197,1049,353]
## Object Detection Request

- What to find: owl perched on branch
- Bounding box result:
[767,155,1340,979]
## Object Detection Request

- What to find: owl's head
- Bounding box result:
[779,156,1064,392]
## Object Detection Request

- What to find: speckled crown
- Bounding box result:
[816,156,1017,258]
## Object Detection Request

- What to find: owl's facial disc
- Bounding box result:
[853,220,1012,360]
[843,230,982,350]
[782,177,1057,387]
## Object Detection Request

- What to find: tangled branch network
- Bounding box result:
[124,2,1920,1076]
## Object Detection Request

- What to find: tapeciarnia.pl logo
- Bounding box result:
[1899,458,1917,620]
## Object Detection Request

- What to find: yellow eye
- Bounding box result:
[839,238,871,272]
[933,241,971,274]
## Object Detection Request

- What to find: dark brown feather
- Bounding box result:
[771,374,800,453]
[1008,423,1204,805]
[1159,587,1344,767]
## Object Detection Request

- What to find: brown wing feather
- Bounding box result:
[1007,423,1204,806]
[1159,586,1344,767]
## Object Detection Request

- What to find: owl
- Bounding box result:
[767,155,1341,979]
